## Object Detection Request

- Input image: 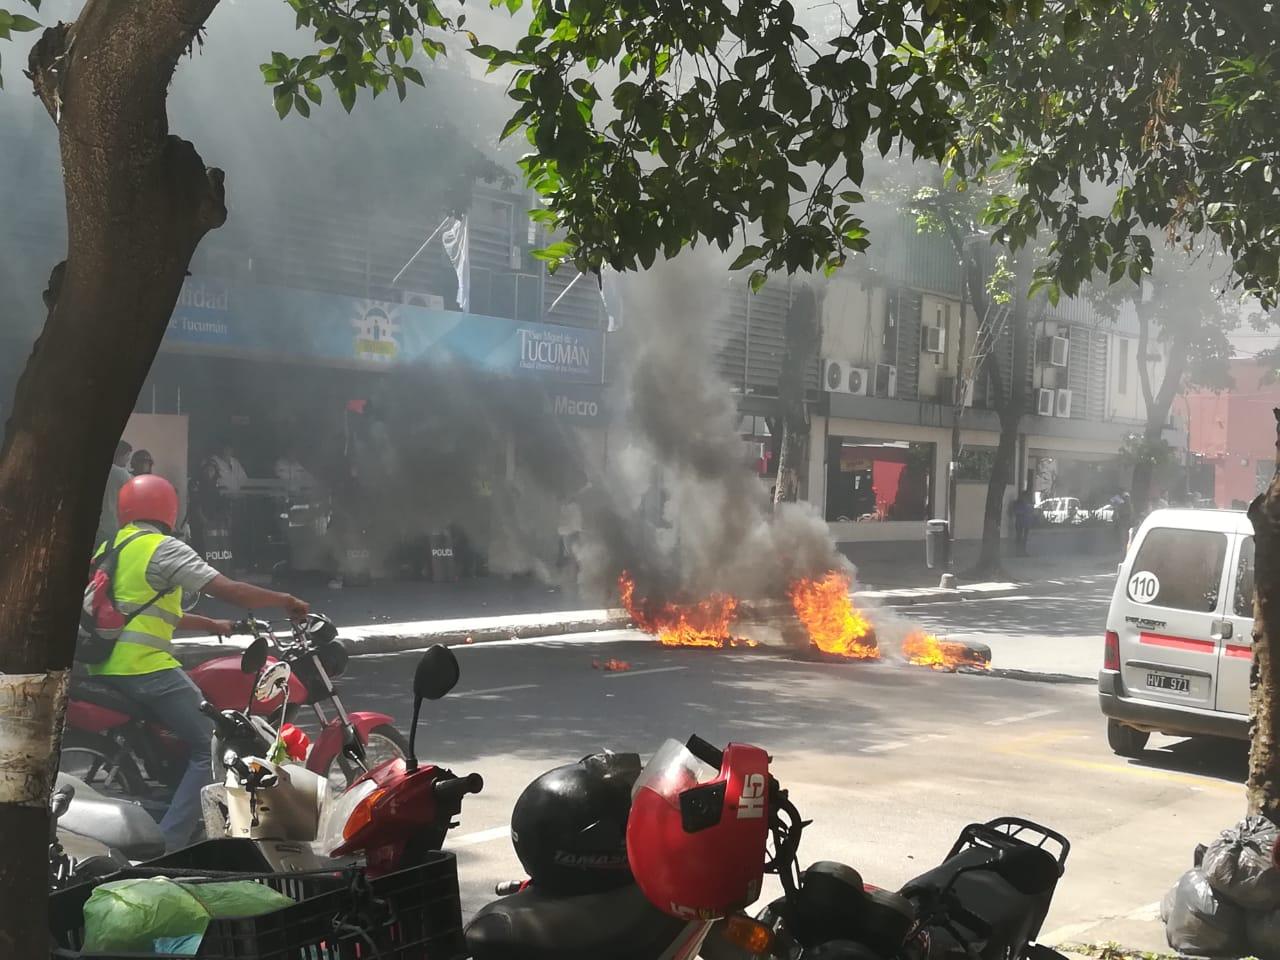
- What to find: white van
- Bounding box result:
[1099,508,1255,756]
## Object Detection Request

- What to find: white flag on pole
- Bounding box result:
[441,215,470,312]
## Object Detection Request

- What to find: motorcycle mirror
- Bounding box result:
[987,846,1059,896]
[182,589,203,614]
[241,636,270,676]
[413,645,460,702]
[254,661,292,703]
[405,645,460,773]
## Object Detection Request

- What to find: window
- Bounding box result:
[826,437,934,522]
[1128,527,1227,612]
[1118,338,1129,395]
[1234,537,1255,618]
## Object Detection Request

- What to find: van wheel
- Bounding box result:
[1107,720,1150,757]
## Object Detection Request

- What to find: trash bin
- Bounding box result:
[925,519,951,569]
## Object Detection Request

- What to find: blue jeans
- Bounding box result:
[94,668,213,851]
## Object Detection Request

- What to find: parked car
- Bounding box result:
[1099,508,1254,756]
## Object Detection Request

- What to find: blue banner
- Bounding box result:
[166,277,604,384]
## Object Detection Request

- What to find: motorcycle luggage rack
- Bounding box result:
[948,816,1070,870]
[49,848,465,960]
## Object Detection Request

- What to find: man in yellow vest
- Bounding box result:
[83,474,311,850]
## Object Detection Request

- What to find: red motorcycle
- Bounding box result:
[202,642,483,877]
[319,643,484,875]
[62,615,407,801]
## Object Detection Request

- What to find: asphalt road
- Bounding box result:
[332,576,1243,952]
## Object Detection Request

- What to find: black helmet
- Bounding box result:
[510,751,641,895]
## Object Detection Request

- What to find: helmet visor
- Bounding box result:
[632,738,719,810]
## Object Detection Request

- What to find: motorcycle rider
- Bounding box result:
[81,474,311,851]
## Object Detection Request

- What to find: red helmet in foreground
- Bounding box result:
[626,736,771,920]
[118,474,179,531]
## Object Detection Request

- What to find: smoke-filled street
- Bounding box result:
[325,573,1235,953]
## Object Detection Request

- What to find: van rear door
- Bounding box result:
[1216,534,1254,716]
[1117,525,1231,711]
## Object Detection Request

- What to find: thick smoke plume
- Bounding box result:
[574,253,853,605]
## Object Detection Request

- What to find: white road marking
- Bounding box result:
[601,666,688,679]
[863,741,910,753]
[863,733,947,753]
[447,825,511,848]
[984,708,1060,726]
[453,683,539,698]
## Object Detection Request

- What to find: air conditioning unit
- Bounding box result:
[847,366,871,397]
[875,363,898,398]
[923,326,946,354]
[1055,388,1073,418]
[823,359,851,393]
[822,360,870,396]
[939,376,976,408]
[1036,335,1069,367]
[1036,388,1055,417]
[401,289,444,311]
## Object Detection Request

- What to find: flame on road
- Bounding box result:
[788,572,880,660]
[619,572,745,648]
[903,630,987,671]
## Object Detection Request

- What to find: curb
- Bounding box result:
[172,583,1033,668]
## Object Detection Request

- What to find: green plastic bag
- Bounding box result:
[82,877,295,952]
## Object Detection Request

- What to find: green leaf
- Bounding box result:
[399,35,414,61]
[275,92,293,119]
[304,82,323,104]
[293,93,311,118]
[749,270,768,294]
[9,13,39,31]
[729,246,763,270]
[338,83,357,113]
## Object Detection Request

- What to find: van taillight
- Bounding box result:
[1104,631,1120,671]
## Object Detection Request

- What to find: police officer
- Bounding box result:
[83,474,310,850]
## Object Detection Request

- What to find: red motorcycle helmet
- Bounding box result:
[118,474,179,531]
[626,736,771,920]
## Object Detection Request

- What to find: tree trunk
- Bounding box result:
[1247,409,1280,818]
[974,254,1034,575]
[0,4,225,954]
[979,413,1019,571]
[773,282,820,508]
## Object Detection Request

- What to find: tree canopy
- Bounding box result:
[474,0,1278,306]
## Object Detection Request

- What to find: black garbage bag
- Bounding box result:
[1247,908,1280,960]
[1161,868,1247,957]
[1202,815,1280,910]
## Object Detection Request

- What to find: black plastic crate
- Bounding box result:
[49,850,465,959]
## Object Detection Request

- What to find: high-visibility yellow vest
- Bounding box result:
[87,524,184,677]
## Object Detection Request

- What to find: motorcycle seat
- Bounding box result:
[55,773,166,862]
[902,847,1058,958]
[465,883,690,960]
[70,678,147,720]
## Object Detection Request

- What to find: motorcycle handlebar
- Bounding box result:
[434,772,484,806]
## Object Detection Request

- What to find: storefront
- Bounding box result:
[133,275,607,583]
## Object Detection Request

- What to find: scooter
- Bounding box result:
[49,773,166,888]
[62,614,407,800]
[201,642,483,878]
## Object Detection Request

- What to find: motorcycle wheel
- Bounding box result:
[60,730,147,799]
[319,723,410,792]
